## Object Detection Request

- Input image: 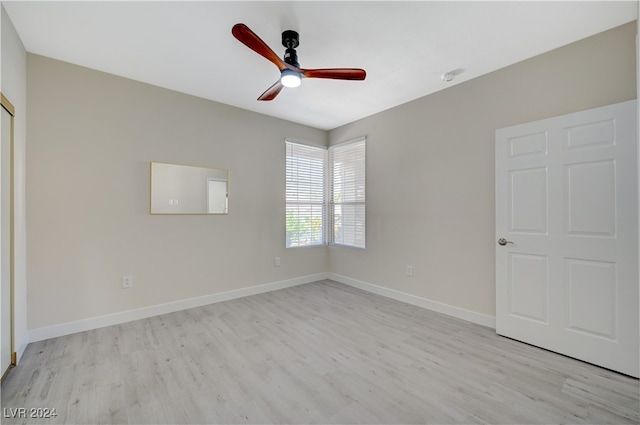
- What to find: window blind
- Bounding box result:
[329,137,366,248]
[285,141,327,247]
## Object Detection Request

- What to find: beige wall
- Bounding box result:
[328,22,637,317]
[25,21,637,332]
[1,5,28,358]
[26,54,327,330]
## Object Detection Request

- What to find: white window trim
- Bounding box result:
[285,136,366,249]
[328,136,366,249]
[285,140,327,248]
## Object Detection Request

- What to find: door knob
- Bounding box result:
[498,238,513,246]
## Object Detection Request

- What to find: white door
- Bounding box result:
[1,97,14,380]
[496,100,638,377]
[207,179,227,214]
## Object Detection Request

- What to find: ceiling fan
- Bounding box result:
[232,23,366,101]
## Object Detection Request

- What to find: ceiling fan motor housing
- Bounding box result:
[282,30,300,67]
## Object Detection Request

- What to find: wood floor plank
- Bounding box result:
[1,280,638,424]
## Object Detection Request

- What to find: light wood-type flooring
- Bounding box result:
[1,280,639,424]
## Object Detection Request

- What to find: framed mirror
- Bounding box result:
[150,162,229,214]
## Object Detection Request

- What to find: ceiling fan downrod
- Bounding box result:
[281,30,300,67]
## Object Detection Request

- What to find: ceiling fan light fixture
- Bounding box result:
[281,69,302,88]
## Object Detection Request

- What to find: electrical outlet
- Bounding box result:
[406,265,413,277]
[275,257,281,267]
[122,276,133,289]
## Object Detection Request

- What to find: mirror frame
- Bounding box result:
[150,161,229,215]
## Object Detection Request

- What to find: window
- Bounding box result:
[285,137,366,249]
[285,141,326,247]
[329,137,366,248]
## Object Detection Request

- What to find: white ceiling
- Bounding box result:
[3,1,637,130]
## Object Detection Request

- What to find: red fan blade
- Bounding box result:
[258,80,284,101]
[301,68,366,80]
[232,23,287,71]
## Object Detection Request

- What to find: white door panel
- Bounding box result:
[566,161,616,236]
[509,167,548,234]
[496,100,638,377]
[508,253,549,323]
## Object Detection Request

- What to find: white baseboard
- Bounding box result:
[28,273,329,343]
[27,272,494,343]
[329,273,496,329]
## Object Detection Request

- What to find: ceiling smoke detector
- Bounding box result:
[441,69,465,83]
[441,71,456,82]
